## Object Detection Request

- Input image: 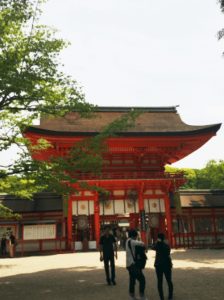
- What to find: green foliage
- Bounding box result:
[194,160,224,189]
[0,0,93,149]
[0,0,139,217]
[165,160,224,189]
[0,110,141,202]
[68,109,141,177]
[0,1,145,218]
[32,111,141,194]
[0,204,21,220]
[0,176,43,198]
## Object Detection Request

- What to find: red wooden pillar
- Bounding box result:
[164,193,173,247]
[67,196,73,251]
[94,192,100,249]
[138,182,147,244]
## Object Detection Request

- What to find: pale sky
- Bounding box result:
[2,0,224,169]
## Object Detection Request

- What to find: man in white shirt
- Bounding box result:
[126,229,148,300]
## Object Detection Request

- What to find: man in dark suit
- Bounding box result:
[151,233,173,300]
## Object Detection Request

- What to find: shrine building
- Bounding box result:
[0,106,222,254]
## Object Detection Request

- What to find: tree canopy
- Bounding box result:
[166,160,224,190]
[0,0,140,218]
[0,0,92,203]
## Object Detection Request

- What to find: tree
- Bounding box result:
[0,0,91,206]
[165,160,224,189]
[0,0,140,216]
[0,0,93,145]
[165,165,197,189]
[195,160,224,189]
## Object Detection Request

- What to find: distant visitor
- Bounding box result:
[99,226,118,285]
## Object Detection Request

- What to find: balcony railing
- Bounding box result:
[74,171,185,181]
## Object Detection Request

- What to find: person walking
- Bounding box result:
[151,233,173,300]
[99,226,117,285]
[126,229,148,300]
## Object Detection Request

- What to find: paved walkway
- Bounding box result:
[0,249,224,300]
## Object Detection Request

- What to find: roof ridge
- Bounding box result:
[93,106,178,112]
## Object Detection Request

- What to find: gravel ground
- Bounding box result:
[0,249,224,300]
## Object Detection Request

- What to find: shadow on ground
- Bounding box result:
[0,264,224,300]
[171,249,224,264]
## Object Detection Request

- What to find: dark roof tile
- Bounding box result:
[25,106,221,136]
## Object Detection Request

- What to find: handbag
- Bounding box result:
[128,239,147,269]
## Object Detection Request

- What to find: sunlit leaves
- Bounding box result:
[0,204,21,219]
[0,0,141,218]
[0,0,92,217]
[166,160,224,189]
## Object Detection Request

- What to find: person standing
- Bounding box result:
[99,226,117,285]
[121,228,128,250]
[151,233,173,300]
[1,234,7,256]
[8,232,16,258]
[126,229,148,300]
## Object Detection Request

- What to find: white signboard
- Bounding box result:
[78,201,88,215]
[144,199,150,213]
[125,200,135,213]
[72,201,78,215]
[103,200,114,215]
[114,200,125,214]
[72,201,94,215]
[159,198,165,213]
[149,198,165,213]
[149,199,160,213]
[23,224,56,240]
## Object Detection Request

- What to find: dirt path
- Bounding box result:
[0,249,223,300]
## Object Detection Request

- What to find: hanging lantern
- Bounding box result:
[77,215,88,230]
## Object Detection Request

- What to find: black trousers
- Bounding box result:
[128,265,146,296]
[104,255,115,282]
[155,266,173,300]
[1,247,7,256]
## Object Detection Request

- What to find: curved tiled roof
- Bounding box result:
[25,106,221,136]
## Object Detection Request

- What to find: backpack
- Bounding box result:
[128,240,147,269]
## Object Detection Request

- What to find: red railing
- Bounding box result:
[74,171,185,181]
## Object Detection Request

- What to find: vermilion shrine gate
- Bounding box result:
[24,106,221,250]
